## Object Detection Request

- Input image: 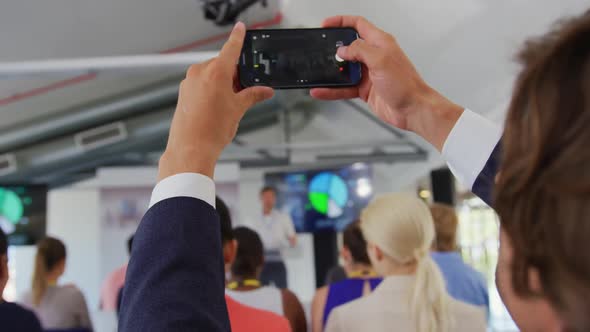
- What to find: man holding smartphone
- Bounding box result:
[119,22,275,331]
[310,14,590,332]
[120,12,590,332]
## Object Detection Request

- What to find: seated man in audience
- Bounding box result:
[227,226,306,332]
[311,220,381,332]
[217,197,291,332]
[430,203,489,311]
[0,228,43,332]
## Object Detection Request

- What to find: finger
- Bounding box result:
[218,21,247,68]
[237,86,274,111]
[176,80,186,113]
[310,87,359,100]
[321,16,387,41]
[176,79,194,116]
[337,39,382,67]
[233,66,243,93]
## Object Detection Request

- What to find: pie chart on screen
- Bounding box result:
[308,172,348,218]
[0,188,23,225]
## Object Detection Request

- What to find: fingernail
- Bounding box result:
[234,21,245,31]
[337,46,348,56]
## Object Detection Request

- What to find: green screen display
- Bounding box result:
[0,185,47,245]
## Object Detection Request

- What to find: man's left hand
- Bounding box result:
[159,22,274,180]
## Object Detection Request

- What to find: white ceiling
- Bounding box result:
[0,0,280,129]
[2,0,587,125]
[0,0,588,187]
[283,0,589,119]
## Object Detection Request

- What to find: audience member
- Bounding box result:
[228,226,306,332]
[20,237,93,330]
[217,197,292,332]
[246,186,296,288]
[311,12,590,331]
[430,203,489,311]
[100,234,133,311]
[0,228,43,332]
[311,220,381,332]
[324,194,486,332]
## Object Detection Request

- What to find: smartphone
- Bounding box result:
[239,28,362,89]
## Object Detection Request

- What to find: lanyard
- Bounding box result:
[347,269,378,279]
[227,279,262,290]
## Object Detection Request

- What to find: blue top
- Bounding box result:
[0,301,42,332]
[432,252,489,311]
[323,278,382,327]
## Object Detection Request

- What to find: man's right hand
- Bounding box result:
[311,16,464,151]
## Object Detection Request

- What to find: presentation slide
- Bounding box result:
[0,185,47,245]
[265,163,373,232]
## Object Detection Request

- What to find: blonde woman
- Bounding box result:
[324,194,485,332]
[20,237,93,330]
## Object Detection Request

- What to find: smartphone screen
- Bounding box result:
[239,28,362,89]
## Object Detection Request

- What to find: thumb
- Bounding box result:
[337,39,382,68]
[238,86,275,111]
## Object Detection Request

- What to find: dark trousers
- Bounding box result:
[260,260,287,289]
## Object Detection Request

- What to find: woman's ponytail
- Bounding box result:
[32,248,48,306]
[410,249,451,332]
[360,193,452,332]
[31,237,66,306]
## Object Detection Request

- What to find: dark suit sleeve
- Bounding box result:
[119,197,230,332]
[471,142,501,206]
[26,308,43,332]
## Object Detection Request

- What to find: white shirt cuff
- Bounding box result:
[149,173,216,209]
[442,109,502,190]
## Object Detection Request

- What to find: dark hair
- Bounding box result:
[429,203,459,252]
[0,227,7,256]
[342,220,370,265]
[231,226,264,278]
[494,11,590,330]
[127,235,134,255]
[259,186,277,195]
[216,196,234,244]
[32,237,66,306]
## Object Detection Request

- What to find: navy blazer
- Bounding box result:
[472,143,501,206]
[119,197,230,332]
[0,301,43,332]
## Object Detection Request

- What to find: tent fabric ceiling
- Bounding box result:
[0,0,281,129]
[0,0,588,187]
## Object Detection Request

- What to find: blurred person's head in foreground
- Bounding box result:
[494,10,590,331]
